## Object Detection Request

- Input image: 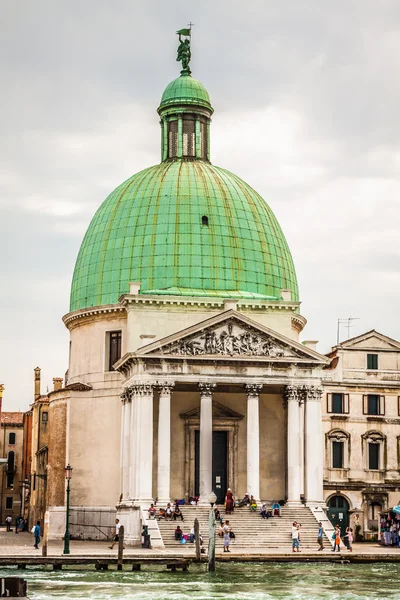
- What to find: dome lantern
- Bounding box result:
[157,29,213,163]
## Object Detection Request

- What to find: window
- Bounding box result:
[327,393,349,414]
[367,354,378,370]
[42,412,48,423]
[6,475,13,488]
[7,451,15,472]
[8,432,16,445]
[168,120,178,158]
[369,443,380,470]
[182,116,195,157]
[332,393,343,413]
[332,441,344,468]
[5,497,13,510]
[108,331,122,371]
[363,394,385,416]
[202,215,209,226]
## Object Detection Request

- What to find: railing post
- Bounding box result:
[117,526,124,571]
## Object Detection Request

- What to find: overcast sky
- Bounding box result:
[1,0,399,411]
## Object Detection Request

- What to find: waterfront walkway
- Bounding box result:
[1,528,399,560]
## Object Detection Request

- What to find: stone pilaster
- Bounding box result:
[128,383,155,503]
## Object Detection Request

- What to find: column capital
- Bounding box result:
[120,389,131,403]
[156,381,175,395]
[130,382,155,397]
[302,385,323,402]
[284,385,301,404]
[245,383,263,398]
[198,382,216,398]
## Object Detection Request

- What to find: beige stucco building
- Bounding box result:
[0,411,24,524]
[322,330,400,539]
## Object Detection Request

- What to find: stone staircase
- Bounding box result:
[157,504,327,551]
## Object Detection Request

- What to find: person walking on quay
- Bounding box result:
[291,521,300,552]
[33,521,41,549]
[331,525,341,552]
[223,520,232,552]
[344,527,353,552]
[5,515,12,532]
[15,515,20,534]
[109,518,124,550]
[317,522,325,551]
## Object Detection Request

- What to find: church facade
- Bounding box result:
[42,35,400,544]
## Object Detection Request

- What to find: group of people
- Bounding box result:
[148,501,184,522]
[5,515,29,533]
[331,524,353,552]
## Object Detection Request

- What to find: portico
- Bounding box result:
[115,310,328,540]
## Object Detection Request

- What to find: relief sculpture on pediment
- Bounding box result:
[164,319,296,357]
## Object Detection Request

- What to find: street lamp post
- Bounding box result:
[63,464,72,555]
[207,491,217,572]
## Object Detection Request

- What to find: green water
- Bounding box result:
[1,562,399,599]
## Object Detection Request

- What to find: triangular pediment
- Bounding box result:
[180,401,244,421]
[339,330,400,351]
[136,310,329,364]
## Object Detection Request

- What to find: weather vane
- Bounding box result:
[176,23,193,75]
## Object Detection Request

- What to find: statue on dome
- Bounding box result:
[176,28,192,75]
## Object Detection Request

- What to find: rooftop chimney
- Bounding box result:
[302,340,318,352]
[34,367,41,400]
[53,378,63,392]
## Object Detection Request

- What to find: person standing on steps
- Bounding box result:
[223,520,231,552]
[225,488,234,514]
[317,522,325,551]
[291,521,300,552]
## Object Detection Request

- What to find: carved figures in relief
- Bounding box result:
[168,320,287,357]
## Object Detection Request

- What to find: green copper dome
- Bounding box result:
[159,74,213,112]
[70,161,299,311]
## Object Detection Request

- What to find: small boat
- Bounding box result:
[0,577,28,598]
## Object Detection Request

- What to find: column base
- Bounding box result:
[285,500,304,508]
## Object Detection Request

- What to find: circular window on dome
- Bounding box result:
[202,215,209,226]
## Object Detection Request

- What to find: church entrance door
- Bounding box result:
[195,430,228,504]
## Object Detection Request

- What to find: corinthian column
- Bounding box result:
[128,383,154,503]
[157,382,175,503]
[284,385,302,505]
[198,382,216,502]
[245,383,262,501]
[304,385,324,504]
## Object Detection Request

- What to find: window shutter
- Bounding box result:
[344,394,350,414]
[398,396,400,417]
[363,395,368,415]
[327,393,332,413]
[379,396,385,416]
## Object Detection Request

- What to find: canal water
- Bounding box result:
[1,562,399,599]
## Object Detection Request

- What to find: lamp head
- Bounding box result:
[65,464,73,480]
[208,491,217,506]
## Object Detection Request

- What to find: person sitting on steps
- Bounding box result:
[173,504,184,521]
[272,501,281,517]
[249,495,257,511]
[174,525,183,541]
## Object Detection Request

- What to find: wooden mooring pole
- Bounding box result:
[194,518,201,562]
[117,526,124,571]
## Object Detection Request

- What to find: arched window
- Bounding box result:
[326,429,350,472]
[202,215,209,226]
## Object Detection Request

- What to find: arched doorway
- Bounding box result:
[327,495,350,536]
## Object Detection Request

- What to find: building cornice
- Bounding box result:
[63,305,126,329]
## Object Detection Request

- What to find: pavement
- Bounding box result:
[1,528,400,558]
